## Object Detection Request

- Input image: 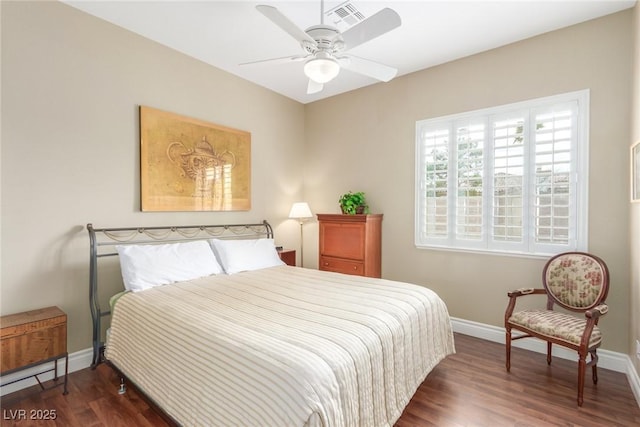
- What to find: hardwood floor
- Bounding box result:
[2,333,639,426]
[397,334,640,427]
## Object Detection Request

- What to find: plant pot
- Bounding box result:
[341,205,366,215]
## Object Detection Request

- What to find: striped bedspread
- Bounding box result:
[105,266,455,427]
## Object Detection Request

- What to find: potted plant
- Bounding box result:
[339,191,369,215]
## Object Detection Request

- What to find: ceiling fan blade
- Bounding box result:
[240,54,308,66]
[339,55,397,82]
[256,5,316,45]
[307,79,323,94]
[341,8,401,51]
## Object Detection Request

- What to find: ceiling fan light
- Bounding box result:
[304,57,340,84]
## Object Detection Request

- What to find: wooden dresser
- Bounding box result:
[0,306,68,394]
[318,214,383,278]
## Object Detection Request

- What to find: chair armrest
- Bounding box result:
[585,304,608,319]
[505,288,546,324]
[507,288,546,298]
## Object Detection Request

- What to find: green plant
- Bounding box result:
[338,191,369,215]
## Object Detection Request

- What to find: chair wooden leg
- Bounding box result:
[591,350,598,385]
[578,352,586,407]
[547,341,552,365]
[505,328,511,372]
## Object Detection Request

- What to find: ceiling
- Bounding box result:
[63,0,636,104]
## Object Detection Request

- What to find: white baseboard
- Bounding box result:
[626,355,640,408]
[0,348,93,396]
[451,317,640,408]
[3,318,639,409]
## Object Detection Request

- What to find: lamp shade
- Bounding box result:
[304,55,340,84]
[289,202,313,219]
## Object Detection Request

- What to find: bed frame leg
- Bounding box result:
[118,377,127,395]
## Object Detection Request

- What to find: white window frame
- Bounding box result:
[415,90,589,257]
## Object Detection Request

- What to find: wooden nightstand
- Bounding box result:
[277,248,296,266]
[0,306,68,394]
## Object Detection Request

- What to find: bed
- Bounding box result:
[88,221,455,427]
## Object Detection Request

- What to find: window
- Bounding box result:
[415,90,589,256]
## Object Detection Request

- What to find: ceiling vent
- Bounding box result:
[325,1,366,29]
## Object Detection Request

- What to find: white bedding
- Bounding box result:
[105,265,455,427]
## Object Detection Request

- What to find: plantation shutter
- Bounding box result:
[491,113,527,252]
[455,120,485,245]
[417,125,450,241]
[529,101,579,254]
[415,90,587,256]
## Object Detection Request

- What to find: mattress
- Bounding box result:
[105,265,455,427]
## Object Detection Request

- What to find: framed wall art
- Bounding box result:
[633,140,640,203]
[140,106,251,211]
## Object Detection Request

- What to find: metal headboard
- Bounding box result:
[87,220,274,368]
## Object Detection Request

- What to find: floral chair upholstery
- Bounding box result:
[504,252,610,406]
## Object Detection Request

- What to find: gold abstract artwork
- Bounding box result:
[140,106,251,211]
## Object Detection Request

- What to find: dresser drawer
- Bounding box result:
[319,256,364,276]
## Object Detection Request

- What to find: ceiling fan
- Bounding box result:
[243,1,401,94]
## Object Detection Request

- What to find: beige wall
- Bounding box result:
[305,11,633,353]
[630,3,640,374]
[0,1,305,352]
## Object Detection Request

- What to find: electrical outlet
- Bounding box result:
[637,340,640,361]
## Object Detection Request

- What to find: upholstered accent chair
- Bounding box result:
[504,252,610,406]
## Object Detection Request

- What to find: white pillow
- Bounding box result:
[209,238,285,274]
[116,240,223,292]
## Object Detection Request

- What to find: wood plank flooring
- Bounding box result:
[1,333,639,426]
